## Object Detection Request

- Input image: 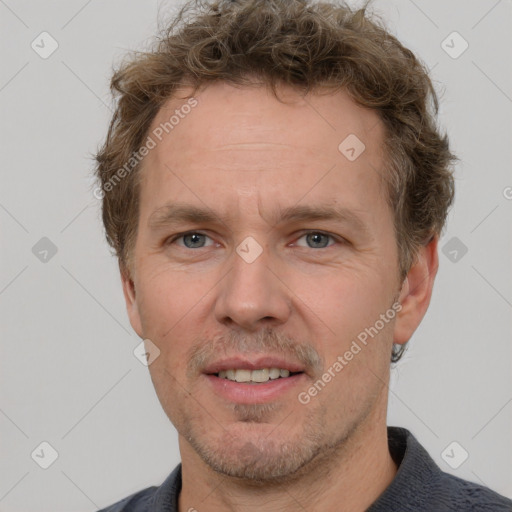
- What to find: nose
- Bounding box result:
[214,241,292,331]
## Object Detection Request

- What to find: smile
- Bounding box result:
[217,368,299,383]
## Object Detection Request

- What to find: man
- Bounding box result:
[95,0,512,510]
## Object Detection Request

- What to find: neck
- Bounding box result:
[178,407,397,512]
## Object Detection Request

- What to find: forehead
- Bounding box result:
[148,82,384,164]
[139,81,389,228]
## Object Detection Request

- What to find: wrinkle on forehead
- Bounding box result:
[147,82,382,160]
[215,142,300,151]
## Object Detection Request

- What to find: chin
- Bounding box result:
[193,434,322,483]
[181,407,339,483]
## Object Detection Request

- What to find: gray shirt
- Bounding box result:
[98,427,512,511]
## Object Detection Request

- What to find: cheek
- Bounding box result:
[299,273,395,383]
[295,268,389,332]
[313,319,394,408]
[136,265,206,334]
[136,267,214,385]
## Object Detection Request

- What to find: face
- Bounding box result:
[122,82,429,482]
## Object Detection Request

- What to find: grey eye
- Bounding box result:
[302,232,333,248]
[182,233,208,248]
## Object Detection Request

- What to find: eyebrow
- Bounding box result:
[148,202,370,234]
[148,203,219,229]
[276,204,369,234]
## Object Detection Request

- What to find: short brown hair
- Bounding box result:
[94,0,456,361]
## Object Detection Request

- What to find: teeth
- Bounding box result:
[269,368,281,380]
[235,369,251,383]
[251,368,269,383]
[217,367,295,383]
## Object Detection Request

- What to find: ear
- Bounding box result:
[393,235,439,346]
[120,262,143,338]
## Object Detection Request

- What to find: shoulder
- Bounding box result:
[431,471,512,511]
[97,486,157,512]
[369,427,512,512]
[97,464,182,511]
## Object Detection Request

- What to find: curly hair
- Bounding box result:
[94,0,456,362]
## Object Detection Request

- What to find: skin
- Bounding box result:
[121,81,439,511]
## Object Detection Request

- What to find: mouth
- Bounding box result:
[215,368,302,383]
[203,357,307,404]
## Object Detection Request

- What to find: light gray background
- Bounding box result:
[1,0,511,510]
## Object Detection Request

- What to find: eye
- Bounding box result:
[168,231,214,249]
[294,231,339,249]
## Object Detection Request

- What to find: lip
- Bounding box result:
[203,356,305,375]
[205,372,307,404]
